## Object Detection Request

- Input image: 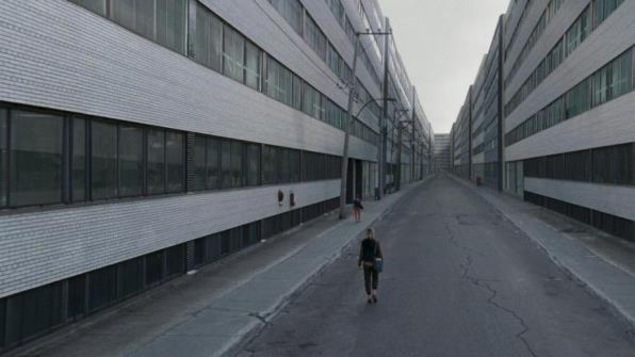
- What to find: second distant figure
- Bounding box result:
[352,195,364,222]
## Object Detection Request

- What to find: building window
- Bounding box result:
[269,0,303,35]
[304,14,327,60]
[91,121,118,200]
[609,49,633,100]
[220,139,232,188]
[147,129,166,195]
[223,26,245,83]
[266,56,294,107]
[111,0,187,54]
[88,266,118,312]
[245,143,260,186]
[206,137,220,189]
[72,118,87,202]
[166,131,184,193]
[118,125,143,197]
[230,141,243,188]
[245,41,261,90]
[194,3,223,72]
[10,111,64,207]
[193,135,206,191]
[0,109,7,207]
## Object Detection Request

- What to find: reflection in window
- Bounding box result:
[223,26,245,83]
[245,41,261,90]
[10,111,64,206]
[195,2,224,72]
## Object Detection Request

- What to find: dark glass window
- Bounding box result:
[88,265,118,312]
[10,111,64,207]
[20,283,63,341]
[147,129,166,194]
[145,251,165,286]
[0,109,7,207]
[195,3,224,72]
[166,245,185,277]
[290,150,300,182]
[231,141,243,187]
[91,121,118,200]
[72,118,87,202]
[118,257,144,298]
[278,148,290,183]
[0,297,5,348]
[67,275,86,320]
[166,131,184,193]
[220,140,232,188]
[193,135,206,191]
[206,137,220,189]
[118,126,143,197]
[246,143,260,186]
[5,294,21,346]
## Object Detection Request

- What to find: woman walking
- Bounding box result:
[358,227,383,304]
[352,195,364,222]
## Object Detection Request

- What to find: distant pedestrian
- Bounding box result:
[358,227,383,304]
[352,195,364,222]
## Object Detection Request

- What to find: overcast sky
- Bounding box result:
[379,0,510,134]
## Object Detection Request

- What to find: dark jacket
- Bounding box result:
[353,198,364,209]
[358,238,382,266]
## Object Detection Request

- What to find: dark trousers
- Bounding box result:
[363,265,379,295]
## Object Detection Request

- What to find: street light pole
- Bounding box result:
[339,29,392,220]
[393,109,409,191]
[379,17,391,200]
[339,34,360,220]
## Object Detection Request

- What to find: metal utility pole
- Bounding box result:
[411,87,417,182]
[338,35,360,220]
[396,122,403,191]
[378,17,391,199]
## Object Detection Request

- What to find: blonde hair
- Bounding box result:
[366,227,375,240]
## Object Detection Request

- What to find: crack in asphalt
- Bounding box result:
[249,312,273,327]
[447,220,538,357]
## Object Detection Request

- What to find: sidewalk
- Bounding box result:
[12,181,426,357]
[450,174,635,328]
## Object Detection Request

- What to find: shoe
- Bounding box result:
[372,295,378,303]
[367,297,372,304]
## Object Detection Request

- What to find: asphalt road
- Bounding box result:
[238,175,635,357]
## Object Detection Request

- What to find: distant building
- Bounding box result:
[434,134,452,172]
[450,0,635,242]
